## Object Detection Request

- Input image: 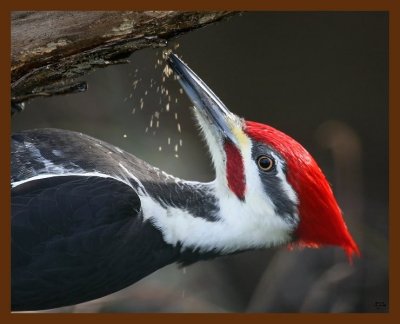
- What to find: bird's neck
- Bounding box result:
[138,171,288,258]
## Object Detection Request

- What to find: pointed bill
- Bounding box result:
[167,53,239,146]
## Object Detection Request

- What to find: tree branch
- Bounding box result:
[11,11,236,104]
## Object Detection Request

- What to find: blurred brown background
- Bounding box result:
[12,12,388,313]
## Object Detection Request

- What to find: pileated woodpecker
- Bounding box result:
[11,53,359,311]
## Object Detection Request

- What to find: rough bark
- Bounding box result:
[11,11,236,105]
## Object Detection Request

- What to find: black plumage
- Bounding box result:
[11,129,219,311]
[12,129,218,218]
[12,175,179,311]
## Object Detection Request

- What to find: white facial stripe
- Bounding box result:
[241,139,297,227]
[141,188,292,254]
[135,115,294,253]
[270,152,299,208]
[142,134,295,253]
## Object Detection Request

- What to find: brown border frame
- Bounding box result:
[1,1,398,323]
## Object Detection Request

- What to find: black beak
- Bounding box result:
[167,53,239,146]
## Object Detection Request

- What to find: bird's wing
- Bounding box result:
[12,175,177,311]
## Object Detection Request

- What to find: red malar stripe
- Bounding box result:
[224,141,245,200]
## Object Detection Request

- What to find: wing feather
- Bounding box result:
[12,175,178,311]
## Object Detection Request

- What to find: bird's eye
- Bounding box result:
[257,156,274,172]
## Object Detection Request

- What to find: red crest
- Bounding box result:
[245,121,359,260]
